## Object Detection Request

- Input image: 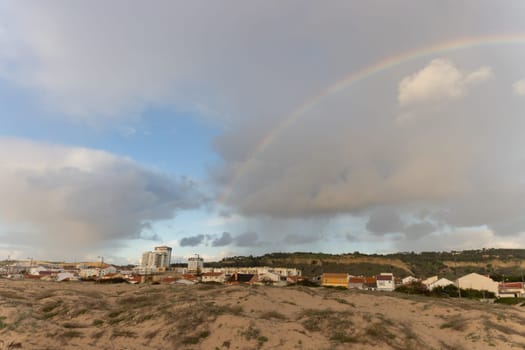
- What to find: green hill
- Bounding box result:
[206,248,525,280]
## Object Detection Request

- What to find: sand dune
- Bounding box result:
[1,279,524,349]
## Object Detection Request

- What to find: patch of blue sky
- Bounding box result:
[0,81,221,179]
[93,106,222,179]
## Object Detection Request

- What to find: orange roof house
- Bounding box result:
[321,273,348,288]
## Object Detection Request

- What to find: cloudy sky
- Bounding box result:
[2,1,525,264]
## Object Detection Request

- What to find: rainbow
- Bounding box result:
[219,34,525,204]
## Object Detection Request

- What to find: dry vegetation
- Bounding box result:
[1,280,525,349]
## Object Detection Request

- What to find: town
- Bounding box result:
[1,245,523,300]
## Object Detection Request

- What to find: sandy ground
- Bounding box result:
[1,280,525,350]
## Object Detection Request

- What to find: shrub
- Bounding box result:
[242,326,261,340]
[92,319,104,326]
[61,330,83,339]
[395,281,427,295]
[111,330,137,338]
[440,316,468,331]
[41,300,62,313]
[259,311,287,320]
[330,332,357,343]
[257,335,269,346]
[63,322,83,329]
[494,297,525,305]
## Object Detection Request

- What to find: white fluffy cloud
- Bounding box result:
[513,79,525,96]
[398,59,492,106]
[0,138,205,259]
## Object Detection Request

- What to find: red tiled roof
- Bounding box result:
[38,271,55,276]
[349,276,376,283]
[349,277,365,283]
[181,274,198,281]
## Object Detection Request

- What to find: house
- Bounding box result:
[402,276,419,285]
[421,276,438,288]
[126,274,142,284]
[456,273,499,296]
[201,272,226,284]
[79,268,100,279]
[376,273,395,291]
[499,282,525,298]
[101,265,117,276]
[24,273,43,280]
[258,272,282,284]
[426,278,454,291]
[79,264,117,279]
[321,273,348,288]
[29,266,48,275]
[226,273,257,285]
[348,276,366,289]
[56,272,78,282]
[364,277,377,290]
[286,276,300,285]
[35,270,58,280]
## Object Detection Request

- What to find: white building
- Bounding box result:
[402,276,419,285]
[422,275,438,287]
[56,272,77,282]
[29,266,48,275]
[456,273,499,296]
[133,266,158,275]
[141,246,172,271]
[187,256,204,273]
[499,282,525,298]
[258,271,282,283]
[154,246,172,268]
[376,273,395,291]
[201,266,301,277]
[201,272,226,283]
[79,265,116,279]
[426,278,454,291]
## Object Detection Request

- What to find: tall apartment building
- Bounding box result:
[141,246,172,272]
[154,246,172,268]
[187,256,204,274]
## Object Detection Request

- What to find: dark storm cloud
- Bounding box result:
[234,232,259,247]
[211,232,233,247]
[402,222,437,239]
[366,209,405,235]
[179,234,206,247]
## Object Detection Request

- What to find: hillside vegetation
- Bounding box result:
[208,249,525,280]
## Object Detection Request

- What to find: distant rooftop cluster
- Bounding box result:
[1,247,524,300]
